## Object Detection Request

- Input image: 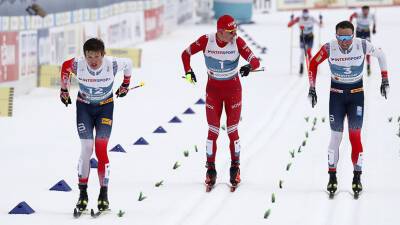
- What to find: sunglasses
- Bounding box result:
[336,35,353,41]
[224,28,237,34]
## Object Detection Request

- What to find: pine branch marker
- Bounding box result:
[138,192,147,201]
[117,210,125,217]
[286,162,292,171]
[264,209,271,219]
[289,150,295,158]
[279,180,283,189]
[271,193,276,203]
[155,180,164,187]
[173,161,180,170]
[184,150,189,157]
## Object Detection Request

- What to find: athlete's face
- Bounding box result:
[336,28,354,50]
[85,51,104,70]
[217,29,236,43]
[362,8,369,17]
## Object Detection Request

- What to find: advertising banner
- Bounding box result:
[177,0,194,24]
[38,28,50,65]
[19,30,38,79]
[162,0,178,34]
[100,11,145,47]
[0,31,19,83]
[106,48,142,68]
[49,24,83,65]
[0,87,14,117]
[144,6,164,41]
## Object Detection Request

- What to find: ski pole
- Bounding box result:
[318,13,323,48]
[251,67,265,72]
[129,81,145,90]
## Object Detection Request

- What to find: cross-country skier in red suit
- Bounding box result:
[181,14,260,191]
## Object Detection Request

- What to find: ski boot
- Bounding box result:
[327,171,338,199]
[97,186,109,211]
[205,162,217,192]
[299,63,304,75]
[230,161,241,192]
[76,184,88,211]
[352,171,363,199]
[367,64,371,76]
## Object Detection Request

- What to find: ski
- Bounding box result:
[73,208,87,218]
[206,184,214,192]
[353,191,361,199]
[328,191,335,199]
[90,208,110,218]
[230,184,239,192]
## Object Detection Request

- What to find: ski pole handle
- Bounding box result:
[129,81,145,90]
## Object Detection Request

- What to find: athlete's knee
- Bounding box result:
[80,139,94,160]
[349,129,362,147]
[95,138,109,164]
[207,124,220,140]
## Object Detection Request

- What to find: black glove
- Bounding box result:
[290,14,294,21]
[116,83,129,98]
[380,78,389,99]
[239,64,251,77]
[60,88,71,107]
[308,86,317,108]
[185,70,197,84]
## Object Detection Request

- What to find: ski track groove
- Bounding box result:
[173,76,306,225]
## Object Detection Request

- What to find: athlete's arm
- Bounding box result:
[236,36,260,70]
[181,35,208,73]
[349,12,357,22]
[364,40,387,78]
[114,57,133,84]
[288,17,300,27]
[60,58,76,90]
[308,43,329,87]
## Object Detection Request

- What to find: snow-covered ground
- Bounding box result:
[1,6,400,225]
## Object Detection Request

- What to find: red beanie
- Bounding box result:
[217,15,237,31]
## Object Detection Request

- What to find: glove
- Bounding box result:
[308,86,317,108]
[185,70,197,84]
[239,64,251,77]
[290,14,294,21]
[116,83,129,98]
[60,88,71,107]
[380,78,389,99]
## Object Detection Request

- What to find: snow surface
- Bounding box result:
[1,6,400,225]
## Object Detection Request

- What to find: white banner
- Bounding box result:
[162,0,178,34]
[277,0,397,10]
[49,24,83,65]
[19,30,38,79]
[99,11,145,48]
[178,0,194,24]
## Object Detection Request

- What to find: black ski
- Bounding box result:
[353,191,361,199]
[90,208,110,218]
[73,208,87,218]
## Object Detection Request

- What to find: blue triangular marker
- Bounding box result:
[90,158,98,168]
[9,201,35,214]
[110,144,126,153]
[153,126,167,133]
[134,137,149,145]
[183,107,195,114]
[169,116,182,123]
[195,98,205,104]
[49,179,72,192]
